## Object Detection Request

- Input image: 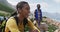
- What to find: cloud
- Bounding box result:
[29,3,37,14]
[7,0,49,13]
[7,0,28,5]
[40,2,49,11]
[7,0,49,9]
[53,0,60,3]
[7,0,19,5]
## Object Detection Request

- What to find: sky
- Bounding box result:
[7,0,60,14]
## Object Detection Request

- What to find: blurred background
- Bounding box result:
[0,0,60,21]
[0,0,60,32]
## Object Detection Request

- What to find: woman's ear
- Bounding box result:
[18,8,21,13]
[18,8,20,11]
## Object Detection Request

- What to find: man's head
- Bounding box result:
[37,4,41,9]
[16,1,30,18]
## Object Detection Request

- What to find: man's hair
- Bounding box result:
[16,1,28,10]
[37,4,40,6]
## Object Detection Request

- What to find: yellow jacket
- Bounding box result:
[5,17,40,32]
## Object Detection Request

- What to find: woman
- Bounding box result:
[5,1,40,32]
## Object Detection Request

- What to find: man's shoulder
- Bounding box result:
[34,9,37,13]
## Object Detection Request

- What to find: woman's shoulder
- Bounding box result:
[6,17,16,26]
[7,17,15,22]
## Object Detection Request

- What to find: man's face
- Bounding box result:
[20,4,30,18]
[37,4,40,9]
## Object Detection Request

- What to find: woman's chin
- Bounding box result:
[25,16,28,18]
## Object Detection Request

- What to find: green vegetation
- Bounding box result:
[0,3,14,13]
[48,24,57,32]
[0,3,15,16]
[42,19,58,32]
[43,16,47,18]
[0,12,10,16]
[0,20,6,32]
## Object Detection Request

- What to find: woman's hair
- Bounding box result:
[11,1,28,16]
[11,11,17,16]
[16,1,28,10]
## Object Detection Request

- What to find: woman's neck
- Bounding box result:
[17,14,24,23]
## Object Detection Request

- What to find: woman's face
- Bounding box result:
[19,4,30,18]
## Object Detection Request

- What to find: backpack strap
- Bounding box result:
[23,18,28,31]
[14,16,18,25]
[14,16,28,32]
[23,18,28,27]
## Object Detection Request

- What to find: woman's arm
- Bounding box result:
[27,18,40,32]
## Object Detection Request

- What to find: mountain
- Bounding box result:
[0,0,10,7]
[42,12,60,21]
[0,0,15,9]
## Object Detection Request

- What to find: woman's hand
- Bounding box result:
[29,29,38,32]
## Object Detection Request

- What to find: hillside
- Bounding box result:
[0,0,15,16]
[42,12,60,21]
[0,3,14,13]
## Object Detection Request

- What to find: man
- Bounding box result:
[34,4,42,27]
[5,1,40,32]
